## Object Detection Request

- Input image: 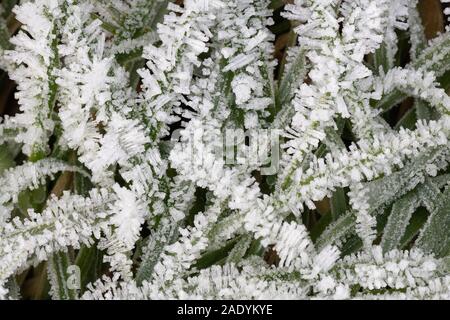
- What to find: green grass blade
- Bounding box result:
[330,188,347,221]
[381,190,421,253]
[226,234,252,264]
[416,183,450,257]
[47,251,78,300]
[315,210,356,250]
[75,245,103,292]
[135,222,179,286]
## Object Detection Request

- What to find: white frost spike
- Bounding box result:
[0,189,112,283]
[1,0,450,301]
[3,0,63,156]
[231,74,255,104]
[223,53,257,72]
[0,159,88,222]
[82,114,150,182]
[383,68,450,115]
[336,96,350,118]
[109,185,146,250]
[245,30,268,52]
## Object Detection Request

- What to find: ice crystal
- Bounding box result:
[0,0,449,300]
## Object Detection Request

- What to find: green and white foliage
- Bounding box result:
[0,0,450,300]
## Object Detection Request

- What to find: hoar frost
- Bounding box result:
[0,0,449,300]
